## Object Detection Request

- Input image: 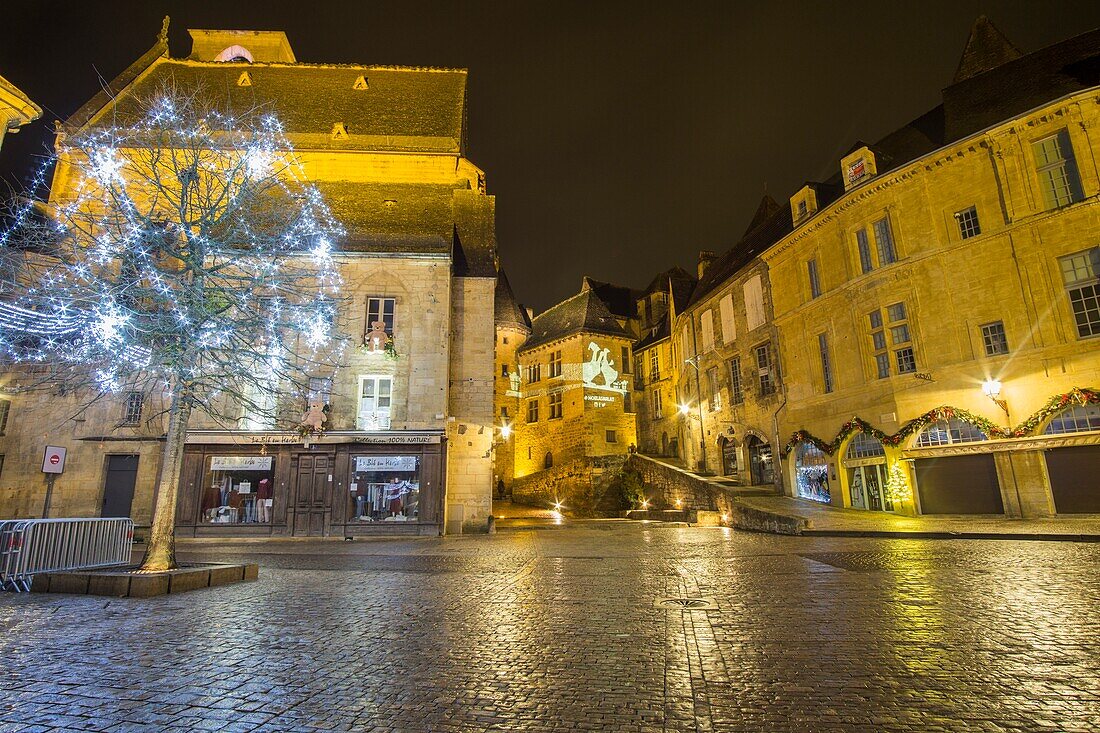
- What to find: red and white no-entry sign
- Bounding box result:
[42,446,67,474]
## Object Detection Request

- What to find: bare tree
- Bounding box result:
[0,87,345,571]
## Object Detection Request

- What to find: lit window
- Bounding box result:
[357,376,392,430]
[955,206,981,239]
[980,321,1009,356]
[1033,129,1083,210]
[1059,248,1100,338]
[846,433,885,459]
[915,418,987,447]
[549,392,563,420]
[1044,404,1100,434]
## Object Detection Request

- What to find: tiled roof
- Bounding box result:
[581,277,642,318]
[495,268,531,331]
[316,181,455,253]
[69,57,467,153]
[953,16,1023,83]
[520,289,634,353]
[687,194,792,308]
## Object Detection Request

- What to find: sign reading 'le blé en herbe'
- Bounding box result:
[210,455,274,471]
[355,455,417,472]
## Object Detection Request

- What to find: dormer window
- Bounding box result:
[841,146,878,191]
[353,75,369,90]
[789,185,819,224]
[331,123,349,140]
[237,71,252,87]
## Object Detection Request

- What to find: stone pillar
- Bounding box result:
[994,450,1055,518]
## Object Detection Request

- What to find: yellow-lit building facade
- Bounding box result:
[0,74,40,152]
[760,21,1100,517]
[512,280,638,477]
[492,270,530,494]
[0,25,499,535]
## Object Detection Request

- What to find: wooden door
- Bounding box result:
[101,455,138,518]
[293,454,331,536]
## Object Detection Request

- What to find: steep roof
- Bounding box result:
[495,268,531,331]
[742,193,781,238]
[687,196,792,308]
[520,288,634,353]
[581,277,642,319]
[953,16,1023,83]
[943,26,1100,142]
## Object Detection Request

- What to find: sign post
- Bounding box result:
[41,445,67,518]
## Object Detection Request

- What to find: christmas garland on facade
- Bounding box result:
[781,387,1100,457]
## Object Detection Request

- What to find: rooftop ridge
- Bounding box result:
[167,57,468,74]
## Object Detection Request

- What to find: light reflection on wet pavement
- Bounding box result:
[2,524,1099,731]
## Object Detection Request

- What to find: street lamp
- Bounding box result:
[981,379,1010,421]
[500,422,512,439]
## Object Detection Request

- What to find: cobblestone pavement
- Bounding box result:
[3,525,1100,732]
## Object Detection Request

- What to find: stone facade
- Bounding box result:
[0,74,40,152]
[0,26,498,534]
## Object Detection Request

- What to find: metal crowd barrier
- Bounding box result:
[0,518,134,592]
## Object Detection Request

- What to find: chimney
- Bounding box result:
[697,250,717,280]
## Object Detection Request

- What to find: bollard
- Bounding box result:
[487,515,496,534]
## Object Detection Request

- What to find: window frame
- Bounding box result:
[955,206,981,240]
[728,357,744,405]
[526,398,539,423]
[357,375,393,430]
[365,296,396,336]
[548,391,563,420]
[979,321,1009,356]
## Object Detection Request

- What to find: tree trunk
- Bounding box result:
[140,383,193,572]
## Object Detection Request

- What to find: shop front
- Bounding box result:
[176,430,446,537]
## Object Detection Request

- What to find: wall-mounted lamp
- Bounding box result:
[679,403,691,416]
[981,379,1010,421]
[500,422,512,439]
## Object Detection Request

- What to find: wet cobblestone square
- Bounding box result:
[2,524,1099,732]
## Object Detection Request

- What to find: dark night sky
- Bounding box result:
[3,1,1100,311]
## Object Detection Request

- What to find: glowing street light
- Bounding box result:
[679,403,691,415]
[981,379,1010,421]
[500,422,512,439]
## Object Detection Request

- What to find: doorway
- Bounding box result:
[102,455,138,518]
[747,436,774,486]
[293,454,332,536]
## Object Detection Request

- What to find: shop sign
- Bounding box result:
[210,455,274,471]
[357,434,439,444]
[355,455,417,472]
[247,435,298,445]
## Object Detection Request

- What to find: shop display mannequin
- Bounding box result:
[257,478,272,522]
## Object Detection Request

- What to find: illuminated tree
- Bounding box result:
[884,462,912,506]
[0,88,345,571]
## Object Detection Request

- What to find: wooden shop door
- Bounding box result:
[293,454,331,536]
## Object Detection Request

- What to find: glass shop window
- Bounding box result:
[201,455,276,524]
[349,455,420,522]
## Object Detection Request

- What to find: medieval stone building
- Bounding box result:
[0,26,498,535]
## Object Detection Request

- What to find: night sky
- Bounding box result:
[3,1,1100,312]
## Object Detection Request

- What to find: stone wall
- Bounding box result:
[511,454,627,517]
[627,454,806,534]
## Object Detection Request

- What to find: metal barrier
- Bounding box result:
[0,518,134,592]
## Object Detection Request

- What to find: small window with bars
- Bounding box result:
[121,392,144,426]
[605,429,618,443]
[980,321,1009,356]
[955,206,981,239]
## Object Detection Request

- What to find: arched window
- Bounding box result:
[846,433,885,459]
[914,418,987,447]
[794,442,830,504]
[544,451,553,469]
[214,45,254,63]
[1043,403,1100,434]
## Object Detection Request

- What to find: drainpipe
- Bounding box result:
[771,330,787,495]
